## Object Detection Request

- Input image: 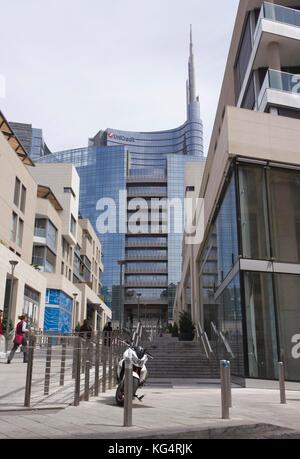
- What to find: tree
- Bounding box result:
[179,312,195,341]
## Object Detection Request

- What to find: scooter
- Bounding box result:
[115,340,153,407]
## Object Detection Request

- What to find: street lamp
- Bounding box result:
[137,293,142,324]
[6,260,19,351]
[118,260,126,331]
[73,293,78,333]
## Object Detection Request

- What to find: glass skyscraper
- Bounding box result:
[38,28,204,324]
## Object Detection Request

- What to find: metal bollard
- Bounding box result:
[220,360,230,420]
[44,336,52,396]
[226,360,232,408]
[94,331,101,397]
[74,337,82,406]
[279,362,287,405]
[84,341,92,401]
[72,336,77,379]
[123,357,133,427]
[102,345,107,393]
[24,335,35,408]
[60,338,67,386]
[108,337,113,390]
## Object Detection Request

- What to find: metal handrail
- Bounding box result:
[196,322,214,360]
[210,322,235,359]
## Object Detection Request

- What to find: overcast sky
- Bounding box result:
[0,0,239,154]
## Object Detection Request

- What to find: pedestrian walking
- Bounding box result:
[103,322,112,346]
[7,315,29,364]
[79,319,93,340]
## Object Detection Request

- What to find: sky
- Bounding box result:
[0,0,239,154]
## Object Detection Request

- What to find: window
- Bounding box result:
[61,262,64,275]
[17,219,24,247]
[234,14,253,101]
[244,272,278,380]
[14,177,21,207]
[11,212,18,242]
[70,215,76,236]
[239,164,270,260]
[268,168,300,263]
[20,185,27,213]
[45,248,56,273]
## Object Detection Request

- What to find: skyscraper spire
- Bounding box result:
[188,24,196,104]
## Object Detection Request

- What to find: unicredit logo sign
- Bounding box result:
[107,132,135,143]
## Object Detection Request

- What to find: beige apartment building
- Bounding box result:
[175,0,300,383]
[0,112,111,336]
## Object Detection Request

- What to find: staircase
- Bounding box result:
[146,334,220,380]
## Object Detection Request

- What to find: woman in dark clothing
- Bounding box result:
[7,315,29,364]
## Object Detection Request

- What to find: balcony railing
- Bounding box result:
[34,228,46,238]
[255,2,300,40]
[126,241,168,248]
[125,281,168,288]
[125,268,168,274]
[258,69,300,110]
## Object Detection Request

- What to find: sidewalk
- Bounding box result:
[0,352,104,411]
[0,383,300,438]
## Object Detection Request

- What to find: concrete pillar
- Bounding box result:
[267,42,281,71]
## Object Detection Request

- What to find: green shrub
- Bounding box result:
[172,323,179,337]
[179,311,195,335]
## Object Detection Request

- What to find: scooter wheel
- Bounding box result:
[116,384,125,407]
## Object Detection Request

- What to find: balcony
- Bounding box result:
[124,281,168,288]
[126,241,168,248]
[125,268,168,274]
[255,3,300,40]
[258,69,300,112]
[238,2,300,108]
[127,189,167,198]
[124,296,168,305]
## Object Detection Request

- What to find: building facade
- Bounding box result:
[175,0,300,383]
[38,29,204,325]
[0,112,110,336]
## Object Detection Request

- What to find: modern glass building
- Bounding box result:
[38,28,204,325]
[9,122,52,162]
[176,1,300,383]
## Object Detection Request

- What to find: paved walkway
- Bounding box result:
[0,383,300,438]
[0,352,105,411]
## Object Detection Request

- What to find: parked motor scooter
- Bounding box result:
[115,340,153,407]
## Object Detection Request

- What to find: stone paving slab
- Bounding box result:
[1,385,300,439]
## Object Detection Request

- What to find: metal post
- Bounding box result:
[74,337,82,406]
[279,362,287,405]
[5,261,18,352]
[102,340,107,393]
[108,333,113,389]
[220,360,230,420]
[123,357,133,427]
[84,340,92,401]
[118,261,126,331]
[72,335,77,379]
[60,338,67,386]
[226,360,232,408]
[44,336,52,396]
[94,330,101,397]
[24,335,35,408]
